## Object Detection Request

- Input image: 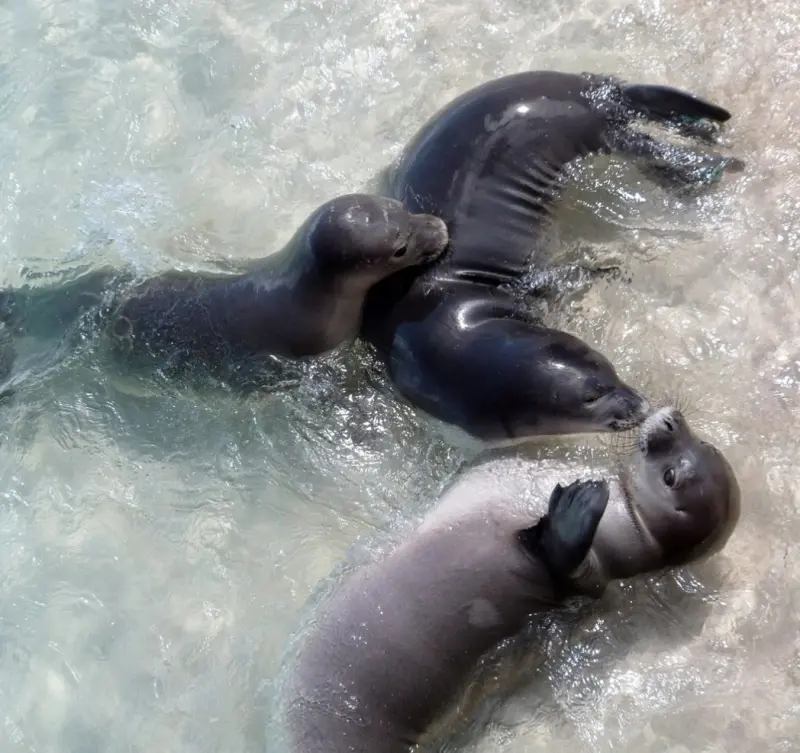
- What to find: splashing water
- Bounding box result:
[0,0,797,751]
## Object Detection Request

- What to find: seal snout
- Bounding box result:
[604,384,651,431]
[406,214,450,262]
[639,406,685,454]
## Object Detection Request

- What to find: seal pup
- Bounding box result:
[0,194,448,386]
[282,406,740,753]
[360,70,744,442]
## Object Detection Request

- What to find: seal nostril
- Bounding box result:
[664,419,674,432]
[393,247,408,258]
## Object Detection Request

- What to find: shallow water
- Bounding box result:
[0,0,798,751]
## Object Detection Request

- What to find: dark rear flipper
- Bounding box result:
[0,267,131,399]
[611,128,745,190]
[518,479,610,590]
[0,267,126,339]
[623,83,731,124]
[622,83,733,145]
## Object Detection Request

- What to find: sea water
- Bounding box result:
[0,0,797,751]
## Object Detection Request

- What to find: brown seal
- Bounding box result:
[282,406,740,752]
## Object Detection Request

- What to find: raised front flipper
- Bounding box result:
[518,479,610,591]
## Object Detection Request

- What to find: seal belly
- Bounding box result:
[386,72,607,276]
[443,109,608,280]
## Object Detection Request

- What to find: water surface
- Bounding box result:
[0,0,798,751]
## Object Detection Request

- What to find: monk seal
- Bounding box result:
[0,193,448,386]
[281,406,740,752]
[360,70,744,442]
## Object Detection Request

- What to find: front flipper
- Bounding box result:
[611,128,745,190]
[519,479,610,591]
[516,262,629,307]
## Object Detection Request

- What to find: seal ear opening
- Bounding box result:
[622,84,731,124]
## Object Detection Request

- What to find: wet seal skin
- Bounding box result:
[281,406,741,753]
[0,194,448,388]
[360,70,744,443]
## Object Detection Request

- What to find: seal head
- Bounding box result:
[578,406,741,590]
[507,328,651,436]
[625,406,741,565]
[389,300,650,443]
[305,194,449,284]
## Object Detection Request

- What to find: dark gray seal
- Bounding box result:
[360,70,744,442]
[282,406,741,753]
[0,193,448,386]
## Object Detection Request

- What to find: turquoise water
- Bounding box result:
[0,0,798,751]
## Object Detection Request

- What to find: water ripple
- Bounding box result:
[0,0,796,751]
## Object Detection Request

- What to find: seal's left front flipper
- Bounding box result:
[518,479,610,586]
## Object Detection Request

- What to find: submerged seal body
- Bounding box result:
[0,194,448,384]
[360,70,743,442]
[283,406,740,752]
[107,193,449,372]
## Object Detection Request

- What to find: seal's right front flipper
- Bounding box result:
[622,83,732,144]
[518,479,610,587]
[520,263,630,311]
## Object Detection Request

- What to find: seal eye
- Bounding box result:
[663,467,677,487]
